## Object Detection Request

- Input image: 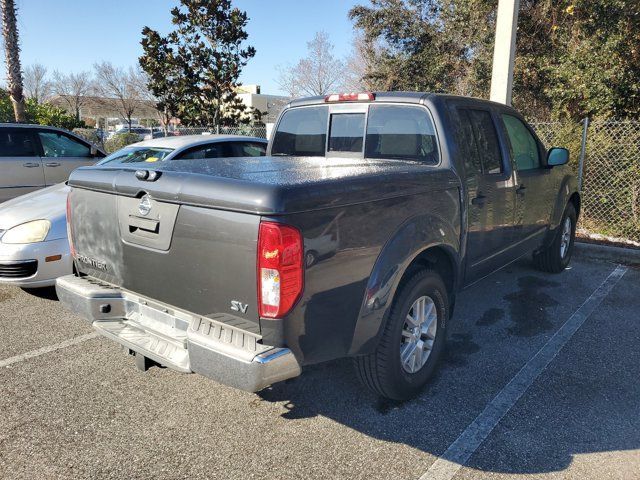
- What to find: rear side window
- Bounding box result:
[271,106,328,157]
[329,113,365,153]
[230,142,266,157]
[365,105,439,164]
[460,109,503,174]
[38,131,91,158]
[175,143,227,160]
[501,114,541,171]
[0,129,36,157]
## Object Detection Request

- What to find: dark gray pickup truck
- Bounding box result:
[57,92,579,400]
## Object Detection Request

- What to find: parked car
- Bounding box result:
[0,135,267,288]
[57,92,579,400]
[0,124,105,203]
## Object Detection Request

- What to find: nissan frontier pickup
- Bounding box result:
[57,92,579,400]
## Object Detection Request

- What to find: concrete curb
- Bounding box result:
[575,240,640,264]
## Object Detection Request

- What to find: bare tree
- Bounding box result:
[93,62,142,131]
[52,71,92,121]
[1,0,26,121]
[128,67,169,130]
[276,31,346,97]
[23,63,51,104]
[343,34,377,92]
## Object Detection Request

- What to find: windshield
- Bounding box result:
[97,146,174,165]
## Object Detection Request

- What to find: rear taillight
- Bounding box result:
[66,192,76,258]
[324,92,375,102]
[257,221,304,318]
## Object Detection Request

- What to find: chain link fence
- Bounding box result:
[532,120,640,244]
[167,125,267,138]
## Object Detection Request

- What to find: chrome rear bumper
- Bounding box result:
[56,275,301,392]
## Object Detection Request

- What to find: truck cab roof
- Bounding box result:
[287,91,518,112]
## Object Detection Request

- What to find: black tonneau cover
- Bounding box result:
[67,156,459,215]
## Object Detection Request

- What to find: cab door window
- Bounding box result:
[501,114,541,171]
[229,142,267,157]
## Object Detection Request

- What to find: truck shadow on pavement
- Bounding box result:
[257,353,640,475]
[257,261,640,475]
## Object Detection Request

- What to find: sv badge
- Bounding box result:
[230,300,248,314]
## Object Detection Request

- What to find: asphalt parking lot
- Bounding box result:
[1,253,639,480]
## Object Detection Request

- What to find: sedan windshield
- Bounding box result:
[97,147,174,165]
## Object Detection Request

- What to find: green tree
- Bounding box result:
[104,132,140,153]
[514,0,640,120]
[349,0,491,94]
[139,0,258,126]
[0,89,84,129]
[349,0,640,120]
[138,31,181,129]
[27,100,85,130]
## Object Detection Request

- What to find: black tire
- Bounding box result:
[533,203,577,273]
[355,269,448,400]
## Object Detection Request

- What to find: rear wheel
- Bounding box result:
[533,203,577,273]
[355,269,448,400]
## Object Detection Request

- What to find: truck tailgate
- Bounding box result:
[68,186,260,333]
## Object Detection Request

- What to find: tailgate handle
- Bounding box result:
[128,215,160,234]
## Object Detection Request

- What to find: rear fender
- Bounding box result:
[348,214,460,356]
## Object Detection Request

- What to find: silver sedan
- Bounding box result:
[0,134,267,288]
[0,183,71,287]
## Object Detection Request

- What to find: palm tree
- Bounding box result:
[1,0,26,122]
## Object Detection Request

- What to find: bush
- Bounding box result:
[104,133,140,153]
[27,100,85,130]
[0,88,84,129]
[73,128,103,146]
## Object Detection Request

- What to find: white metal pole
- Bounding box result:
[490,0,520,105]
[578,117,590,191]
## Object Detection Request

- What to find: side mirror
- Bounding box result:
[547,147,569,167]
[90,145,98,157]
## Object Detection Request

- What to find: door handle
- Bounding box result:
[516,184,527,195]
[22,162,40,168]
[471,194,487,206]
[45,162,61,167]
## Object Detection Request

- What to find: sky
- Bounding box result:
[11,0,362,96]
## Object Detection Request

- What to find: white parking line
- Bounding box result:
[0,332,99,368]
[420,264,628,480]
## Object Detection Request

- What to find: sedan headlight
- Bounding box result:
[1,220,51,244]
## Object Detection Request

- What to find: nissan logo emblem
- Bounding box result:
[138,194,152,216]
